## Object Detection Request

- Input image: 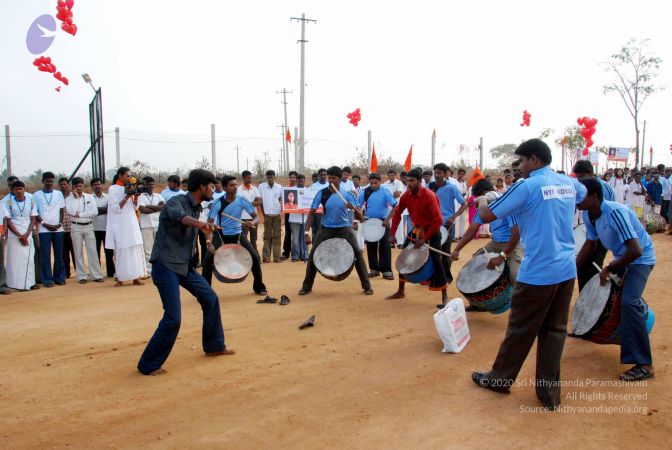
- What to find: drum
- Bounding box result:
[361,218,386,242]
[573,224,587,256]
[213,244,253,283]
[645,213,666,235]
[395,245,434,283]
[456,252,511,314]
[571,273,655,344]
[313,238,355,281]
[440,226,449,246]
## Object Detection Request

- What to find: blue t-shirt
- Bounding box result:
[427,181,465,221]
[209,195,255,235]
[583,201,656,267]
[161,188,186,202]
[358,187,396,219]
[486,166,587,285]
[311,186,357,228]
[599,178,616,202]
[647,181,662,205]
[475,211,517,243]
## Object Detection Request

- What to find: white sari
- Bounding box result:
[5,197,38,290]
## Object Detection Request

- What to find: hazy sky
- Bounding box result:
[2,0,671,177]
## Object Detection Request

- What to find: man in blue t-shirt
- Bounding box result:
[357,173,397,279]
[471,139,587,410]
[576,178,656,382]
[202,175,267,295]
[299,166,372,296]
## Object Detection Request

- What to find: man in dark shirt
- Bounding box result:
[137,169,235,376]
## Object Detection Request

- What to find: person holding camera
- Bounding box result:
[105,167,146,287]
[138,176,165,273]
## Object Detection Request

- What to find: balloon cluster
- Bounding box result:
[347,108,361,127]
[54,71,69,85]
[577,116,598,156]
[56,0,77,36]
[520,110,531,127]
[33,56,56,73]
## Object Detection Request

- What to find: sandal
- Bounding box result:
[619,365,654,382]
[382,272,394,280]
[280,295,290,305]
[256,296,278,304]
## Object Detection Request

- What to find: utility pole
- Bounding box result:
[561,141,566,173]
[115,126,121,167]
[294,127,299,172]
[277,88,293,172]
[235,145,240,174]
[641,120,647,168]
[277,125,286,173]
[291,13,317,173]
[431,129,436,168]
[4,125,12,176]
[211,123,216,173]
[479,137,484,169]
[367,130,372,171]
[246,157,249,170]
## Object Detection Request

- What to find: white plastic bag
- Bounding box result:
[433,298,470,353]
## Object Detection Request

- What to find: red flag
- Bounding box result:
[404,145,413,172]
[285,129,291,143]
[370,145,378,174]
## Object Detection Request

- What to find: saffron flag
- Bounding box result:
[285,129,291,143]
[404,145,413,171]
[469,167,485,187]
[370,145,378,174]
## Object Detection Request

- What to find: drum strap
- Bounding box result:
[319,189,333,212]
[363,187,374,205]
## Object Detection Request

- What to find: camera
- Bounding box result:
[125,177,147,196]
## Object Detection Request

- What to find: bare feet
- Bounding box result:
[385,291,405,300]
[149,368,167,376]
[133,279,145,286]
[114,281,123,288]
[205,349,236,357]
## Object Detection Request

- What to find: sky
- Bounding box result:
[2,0,672,177]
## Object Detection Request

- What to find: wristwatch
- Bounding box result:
[499,251,508,260]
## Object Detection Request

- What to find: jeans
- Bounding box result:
[202,232,267,294]
[290,222,308,261]
[312,214,323,242]
[39,232,65,285]
[283,218,292,258]
[262,214,282,261]
[63,232,76,278]
[94,230,115,277]
[365,225,391,273]
[302,226,370,291]
[71,223,103,281]
[619,264,654,365]
[137,261,226,374]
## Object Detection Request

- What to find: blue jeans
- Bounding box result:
[290,222,308,260]
[39,232,65,285]
[137,262,226,374]
[619,264,654,365]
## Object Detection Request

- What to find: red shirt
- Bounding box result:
[390,186,443,239]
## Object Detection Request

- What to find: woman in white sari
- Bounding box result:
[4,181,39,291]
[608,168,629,204]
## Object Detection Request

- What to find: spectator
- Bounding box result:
[138,176,165,273]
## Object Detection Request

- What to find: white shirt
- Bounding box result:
[137,192,165,229]
[92,192,108,231]
[258,182,283,215]
[33,189,65,233]
[105,185,143,250]
[237,184,260,220]
[161,188,186,202]
[311,181,329,191]
[627,181,647,208]
[65,193,98,222]
[382,179,404,197]
[341,179,356,194]
[5,196,38,232]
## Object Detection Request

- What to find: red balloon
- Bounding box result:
[66,0,74,8]
[582,148,589,156]
[55,86,61,92]
[577,117,584,126]
[586,138,594,148]
[58,0,66,6]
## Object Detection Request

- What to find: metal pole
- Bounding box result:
[114,126,120,168]
[367,130,372,172]
[479,137,484,169]
[291,14,316,173]
[4,125,11,176]
[278,88,292,171]
[561,142,566,173]
[431,130,436,168]
[211,123,216,172]
[236,145,240,174]
[641,120,647,168]
[294,126,299,172]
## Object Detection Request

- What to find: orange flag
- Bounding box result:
[404,145,413,171]
[285,129,291,143]
[370,145,378,174]
[469,167,485,187]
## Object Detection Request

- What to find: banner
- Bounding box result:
[607,147,629,162]
[282,187,322,213]
[589,151,599,165]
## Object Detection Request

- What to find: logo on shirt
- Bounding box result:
[541,185,574,200]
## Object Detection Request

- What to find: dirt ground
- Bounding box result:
[1,234,670,449]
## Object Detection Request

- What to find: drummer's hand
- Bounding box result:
[450,250,460,261]
[352,221,359,230]
[383,218,390,228]
[487,255,504,270]
[346,202,355,211]
[389,235,397,246]
[599,267,610,286]
[445,218,454,228]
[207,243,216,255]
[243,221,254,230]
[199,221,221,232]
[413,237,425,249]
[304,232,312,245]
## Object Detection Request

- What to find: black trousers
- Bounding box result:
[441,226,454,284]
[94,230,115,277]
[202,232,267,294]
[63,232,76,278]
[576,239,607,291]
[365,226,392,273]
[302,226,370,291]
[402,231,447,291]
[282,219,291,258]
[489,279,575,408]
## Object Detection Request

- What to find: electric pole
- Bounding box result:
[277,88,293,172]
[641,120,647,168]
[431,129,436,168]
[277,125,286,173]
[290,13,317,173]
[235,145,240,174]
[4,125,12,176]
[479,137,484,169]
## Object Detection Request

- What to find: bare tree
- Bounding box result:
[602,38,663,169]
[194,156,211,170]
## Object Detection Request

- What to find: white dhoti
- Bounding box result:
[114,245,146,281]
[6,233,35,290]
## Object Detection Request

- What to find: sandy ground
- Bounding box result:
[1,234,671,449]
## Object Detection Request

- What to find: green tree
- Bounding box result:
[555,125,585,150]
[490,143,518,171]
[602,38,663,168]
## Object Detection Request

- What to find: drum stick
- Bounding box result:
[591,262,621,286]
[330,183,351,206]
[220,212,246,225]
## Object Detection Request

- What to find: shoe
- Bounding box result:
[369,270,381,278]
[280,295,290,305]
[279,256,288,261]
[298,288,311,296]
[30,285,41,290]
[256,296,278,304]
[262,258,270,263]
[55,281,66,286]
[93,279,104,283]
[43,283,55,288]
[78,279,88,284]
[364,288,374,295]
[255,289,268,296]
[0,289,11,295]
[299,315,315,329]
[471,371,511,394]
[382,272,394,280]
